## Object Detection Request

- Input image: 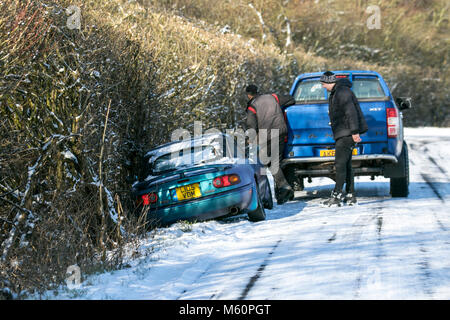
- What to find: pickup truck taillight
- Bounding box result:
[386,108,399,138]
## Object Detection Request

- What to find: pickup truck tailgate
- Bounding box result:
[285,101,391,157]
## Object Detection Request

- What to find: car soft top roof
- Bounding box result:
[144,133,228,162]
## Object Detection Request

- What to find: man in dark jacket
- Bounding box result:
[320,71,368,206]
[245,84,294,204]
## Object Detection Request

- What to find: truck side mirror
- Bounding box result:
[395,97,412,110]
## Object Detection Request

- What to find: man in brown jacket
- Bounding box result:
[245,84,294,205]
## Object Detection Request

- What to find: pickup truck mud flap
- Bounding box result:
[383,142,408,178]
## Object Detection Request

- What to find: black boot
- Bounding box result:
[276,186,294,205]
[343,193,357,206]
[322,191,343,207]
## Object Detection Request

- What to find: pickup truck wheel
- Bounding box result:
[390,142,409,197]
[248,180,267,222]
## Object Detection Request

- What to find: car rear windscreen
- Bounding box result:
[152,145,219,173]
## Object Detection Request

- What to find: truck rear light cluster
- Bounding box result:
[213,174,240,188]
[386,108,399,138]
[142,193,158,206]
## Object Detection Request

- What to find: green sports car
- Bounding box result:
[132,133,273,226]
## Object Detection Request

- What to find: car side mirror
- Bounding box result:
[395,97,412,110]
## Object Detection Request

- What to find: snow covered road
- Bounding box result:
[46,128,450,300]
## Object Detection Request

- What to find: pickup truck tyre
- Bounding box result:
[248,180,267,222]
[390,142,409,197]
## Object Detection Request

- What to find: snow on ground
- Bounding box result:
[40,127,450,300]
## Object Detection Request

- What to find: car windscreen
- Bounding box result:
[352,78,386,99]
[293,79,326,102]
[151,145,220,173]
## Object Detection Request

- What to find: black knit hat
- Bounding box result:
[245,84,258,95]
[320,71,337,84]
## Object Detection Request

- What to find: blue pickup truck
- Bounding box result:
[281,70,411,197]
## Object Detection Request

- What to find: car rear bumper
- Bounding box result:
[143,184,255,226]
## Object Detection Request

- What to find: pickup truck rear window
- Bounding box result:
[293,80,326,102]
[294,77,387,103]
[352,78,386,99]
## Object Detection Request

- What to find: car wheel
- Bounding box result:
[262,176,273,210]
[247,180,266,222]
[390,142,409,197]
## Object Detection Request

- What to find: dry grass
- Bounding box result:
[150,0,449,126]
[0,0,296,298]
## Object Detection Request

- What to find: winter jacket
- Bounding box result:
[246,94,288,140]
[277,94,295,110]
[328,79,368,140]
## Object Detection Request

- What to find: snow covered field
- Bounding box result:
[42,127,450,300]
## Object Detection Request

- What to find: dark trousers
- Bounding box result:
[259,135,290,191]
[333,135,355,194]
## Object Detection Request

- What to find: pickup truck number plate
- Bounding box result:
[320,149,358,157]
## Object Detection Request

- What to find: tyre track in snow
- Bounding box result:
[175,215,277,300]
[420,173,448,232]
[409,141,450,183]
[238,239,282,300]
[404,139,450,297]
[321,175,388,297]
[352,200,436,298]
[177,199,327,300]
[409,141,449,232]
[417,241,434,297]
[170,135,450,300]
[175,238,283,300]
[181,136,449,300]
[175,260,214,300]
[351,206,385,298]
[323,135,450,299]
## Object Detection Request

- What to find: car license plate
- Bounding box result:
[320,148,358,157]
[175,183,202,201]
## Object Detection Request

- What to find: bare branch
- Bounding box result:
[98,99,112,261]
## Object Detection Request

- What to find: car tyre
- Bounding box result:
[390,142,409,197]
[248,180,267,222]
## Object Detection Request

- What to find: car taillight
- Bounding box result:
[142,193,158,206]
[213,174,240,188]
[386,107,399,138]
